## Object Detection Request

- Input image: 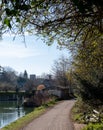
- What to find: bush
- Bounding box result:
[72,98,94,123]
[83,123,103,130]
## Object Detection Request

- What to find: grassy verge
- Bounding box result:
[82,123,103,130]
[71,99,88,123]
[72,99,103,130]
[1,99,57,130]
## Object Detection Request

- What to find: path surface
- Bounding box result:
[22,100,75,130]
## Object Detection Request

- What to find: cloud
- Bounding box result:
[0,41,40,58]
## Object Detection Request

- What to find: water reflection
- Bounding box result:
[0,101,33,128]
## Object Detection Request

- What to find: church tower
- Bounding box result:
[23,70,28,79]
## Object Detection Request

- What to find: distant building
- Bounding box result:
[30,74,36,81]
[42,79,56,90]
[23,70,28,79]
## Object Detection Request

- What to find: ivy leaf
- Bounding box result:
[4,18,12,29]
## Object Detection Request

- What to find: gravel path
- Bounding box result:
[22,100,75,130]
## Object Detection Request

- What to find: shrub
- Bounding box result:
[83,123,103,130]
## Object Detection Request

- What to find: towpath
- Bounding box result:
[22,100,75,130]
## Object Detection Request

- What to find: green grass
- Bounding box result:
[72,99,103,130]
[82,123,103,130]
[71,99,85,123]
[1,99,57,130]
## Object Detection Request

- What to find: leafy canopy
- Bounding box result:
[0,0,103,45]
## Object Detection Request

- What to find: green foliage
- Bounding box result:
[83,123,103,130]
[73,41,103,105]
[4,18,11,29]
[72,99,93,123]
[0,0,102,45]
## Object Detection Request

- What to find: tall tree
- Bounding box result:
[0,67,17,91]
[73,41,103,105]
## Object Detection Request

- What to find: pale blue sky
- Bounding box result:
[0,34,69,76]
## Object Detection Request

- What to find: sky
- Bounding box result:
[0,34,70,76]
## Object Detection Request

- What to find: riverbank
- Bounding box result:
[1,99,57,130]
[1,99,86,130]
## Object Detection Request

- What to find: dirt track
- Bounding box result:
[22,100,75,130]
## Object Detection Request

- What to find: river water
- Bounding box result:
[0,101,33,128]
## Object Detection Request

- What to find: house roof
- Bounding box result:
[37,84,45,90]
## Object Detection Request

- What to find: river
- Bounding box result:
[0,101,33,128]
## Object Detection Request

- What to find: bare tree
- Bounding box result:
[52,55,70,88]
[0,67,17,91]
